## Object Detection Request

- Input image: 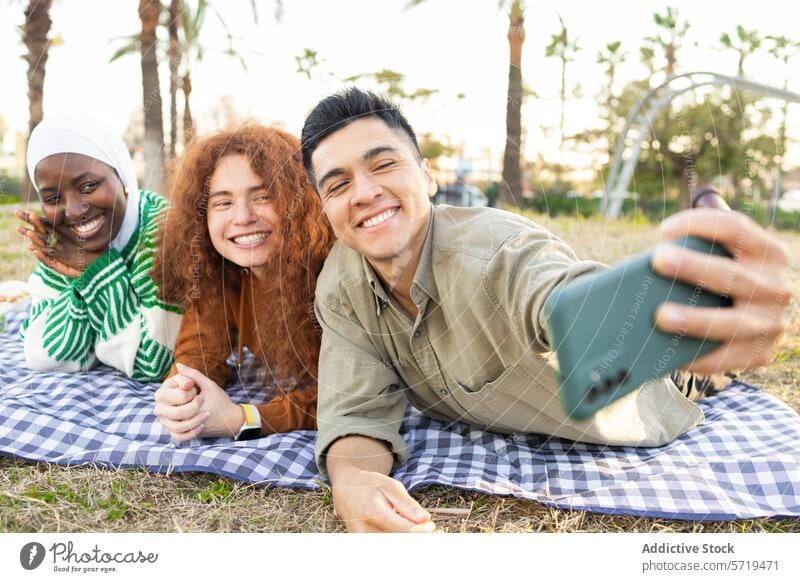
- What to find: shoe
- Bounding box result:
[669,370,738,401]
[691,185,730,211]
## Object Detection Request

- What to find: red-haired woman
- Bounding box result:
[151,125,335,441]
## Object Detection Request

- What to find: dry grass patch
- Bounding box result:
[1,207,798,532]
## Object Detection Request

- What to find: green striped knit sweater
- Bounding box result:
[20,190,182,382]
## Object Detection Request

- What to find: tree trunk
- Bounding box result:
[22,0,52,203]
[167,0,181,160]
[665,43,675,77]
[182,73,194,147]
[139,0,165,192]
[553,56,566,193]
[678,156,693,210]
[499,2,525,209]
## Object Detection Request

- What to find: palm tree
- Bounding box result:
[720,25,762,77]
[597,41,626,162]
[110,4,179,161]
[113,1,263,153]
[767,35,800,158]
[167,0,181,159]
[21,0,53,201]
[498,0,525,207]
[766,34,800,219]
[641,6,695,208]
[178,0,264,146]
[177,0,206,146]
[545,12,580,192]
[138,0,165,191]
[408,0,526,208]
[718,25,762,209]
[643,6,689,79]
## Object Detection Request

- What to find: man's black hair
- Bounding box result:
[301,87,422,187]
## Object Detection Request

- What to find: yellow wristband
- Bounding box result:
[240,404,260,427]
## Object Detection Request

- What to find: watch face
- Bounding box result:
[236,427,261,441]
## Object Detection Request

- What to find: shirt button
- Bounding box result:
[439,389,448,395]
[413,330,421,338]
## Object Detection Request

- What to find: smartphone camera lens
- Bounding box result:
[602,377,614,394]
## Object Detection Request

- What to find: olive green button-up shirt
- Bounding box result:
[314,205,703,479]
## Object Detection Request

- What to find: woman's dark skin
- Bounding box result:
[16,153,127,278]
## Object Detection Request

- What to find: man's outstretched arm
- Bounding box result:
[314,295,433,532]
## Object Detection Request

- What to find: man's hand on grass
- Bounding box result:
[332,467,436,533]
[652,208,792,374]
[326,435,436,532]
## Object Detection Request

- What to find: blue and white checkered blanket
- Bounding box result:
[1,306,798,520]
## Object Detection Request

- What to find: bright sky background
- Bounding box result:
[1,0,798,178]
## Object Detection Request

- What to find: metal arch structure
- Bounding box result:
[603,72,800,218]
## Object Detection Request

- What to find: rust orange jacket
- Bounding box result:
[167,270,317,435]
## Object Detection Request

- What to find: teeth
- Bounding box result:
[233,232,268,245]
[74,215,103,234]
[361,208,397,228]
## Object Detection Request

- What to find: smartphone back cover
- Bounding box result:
[544,236,733,420]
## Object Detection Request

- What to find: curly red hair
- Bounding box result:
[152,124,335,385]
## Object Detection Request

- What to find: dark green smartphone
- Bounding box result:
[543,236,733,420]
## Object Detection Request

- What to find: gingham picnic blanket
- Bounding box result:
[1,306,798,521]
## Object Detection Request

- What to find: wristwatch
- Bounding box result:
[234,404,262,441]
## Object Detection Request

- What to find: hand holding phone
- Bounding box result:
[544,235,733,420]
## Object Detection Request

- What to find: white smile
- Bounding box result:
[231,232,269,246]
[71,214,105,237]
[359,208,398,228]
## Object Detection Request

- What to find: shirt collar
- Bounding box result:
[410,206,438,306]
[362,204,438,316]
[363,256,391,316]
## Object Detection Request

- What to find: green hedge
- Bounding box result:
[521,194,799,230]
[0,174,22,203]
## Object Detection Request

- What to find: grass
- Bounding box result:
[1,205,798,533]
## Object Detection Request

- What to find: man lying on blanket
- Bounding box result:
[300,88,792,532]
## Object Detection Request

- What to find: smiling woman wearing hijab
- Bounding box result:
[16,113,182,381]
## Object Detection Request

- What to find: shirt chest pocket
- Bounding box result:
[450,365,532,427]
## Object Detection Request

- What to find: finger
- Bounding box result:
[655,303,787,343]
[682,340,776,375]
[15,210,45,233]
[155,385,198,406]
[172,373,196,391]
[660,209,789,265]
[172,423,206,443]
[378,480,431,524]
[29,212,53,235]
[409,521,437,533]
[154,395,205,421]
[160,410,210,435]
[363,501,423,533]
[19,227,49,248]
[652,245,792,305]
[175,362,215,390]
